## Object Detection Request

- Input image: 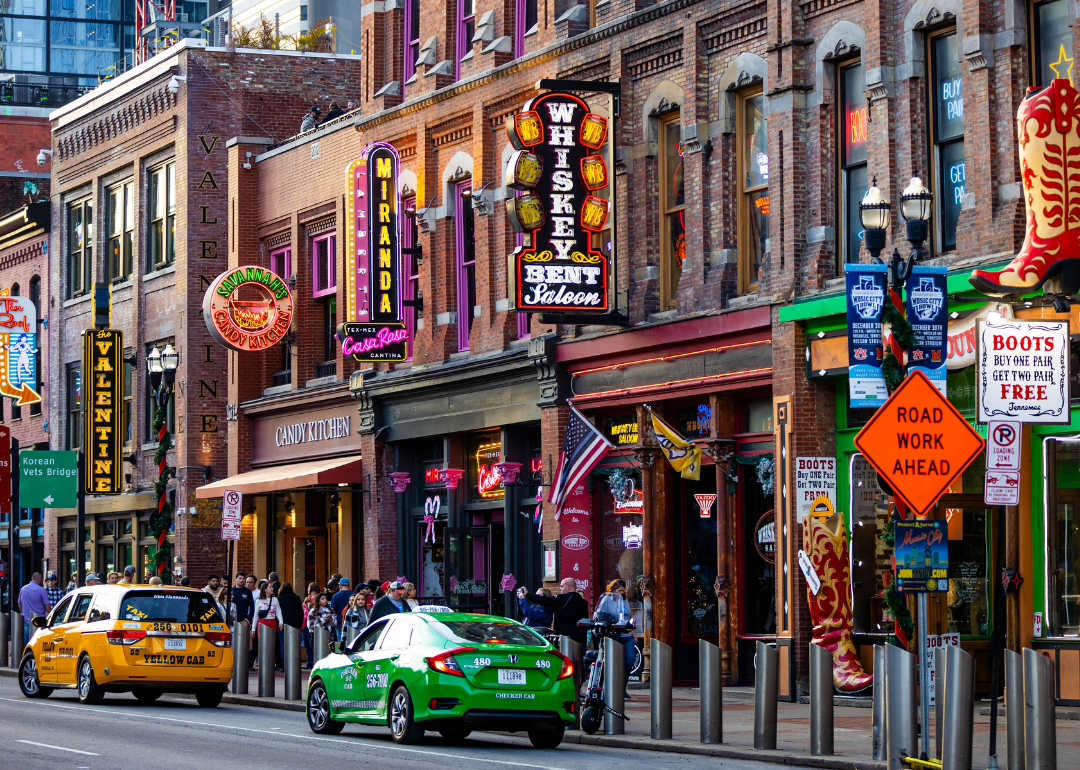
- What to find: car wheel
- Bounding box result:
[438,726,471,742]
[528,726,565,749]
[388,685,424,745]
[18,654,51,699]
[77,655,105,705]
[580,705,602,735]
[133,689,163,704]
[196,689,224,708]
[306,680,345,735]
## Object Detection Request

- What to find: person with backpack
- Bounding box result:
[251,582,284,670]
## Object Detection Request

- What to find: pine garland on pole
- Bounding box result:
[148,401,174,581]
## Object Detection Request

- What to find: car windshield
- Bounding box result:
[120,591,223,623]
[430,620,548,647]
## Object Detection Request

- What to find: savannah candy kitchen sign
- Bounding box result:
[203,266,294,352]
[505,91,611,313]
[340,142,408,362]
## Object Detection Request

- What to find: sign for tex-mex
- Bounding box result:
[202,266,294,353]
[339,142,408,362]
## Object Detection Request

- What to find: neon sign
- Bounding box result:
[505,91,611,314]
[848,106,868,147]
[340,142,408,362]
[203,266,294,353]
[0,293,40,405]
[475,441,504,498]
[424,467,442,485]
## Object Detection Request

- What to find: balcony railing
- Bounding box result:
[271,370,291,388]
[315,361,337,379]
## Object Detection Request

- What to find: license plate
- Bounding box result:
[164,639,187,650]
[497,669,526,685]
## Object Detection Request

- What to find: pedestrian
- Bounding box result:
[402,582,420,610]
[149,576,163,585]
[251,581,283,669]
[84,572,102,587]
[44,571,63,609]
[302,582,320,667]
[342,593,368,642]
[355,582,372,614]
[245,574,259,611]
[330,577,353,638]
[346,99,359,113]
[64,577,76,595]
[369,580,410,623]
[322,100,345,122]
[594,580,636,699]
[204,574,228,618]
[231,572,254,629]
[523,577,589,645]
[278,582,304,668]
[517,586,554,628]
[17,571,50,640]
[179,576,190,587]
[378,580,390,599]
[366,579,380,606]
[306,592,337,649]
[119,565,136,586]
[106,572,120,585]
[267,572,281,597]
[300,105,320,132]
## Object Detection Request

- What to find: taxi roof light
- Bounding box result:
[425,646,476,677]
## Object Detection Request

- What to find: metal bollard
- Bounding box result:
[560,636,582,730]
[346,626,360,646]
[12,612,23,666]
[0,612,7,669]
[873,645,888,761]
[810,642,834,755]
[699,639,721,744]
[603,636,626,735]
[754,641,778,750]
[1006,649,1025,770]
[650,639,672,739]
[284,624,302,701]
[231,622,249,694]
[312,626,331,663]
[258,623,276,698]
[1024,648,1057,770]
[941,644,974,770]
[885,643,918,770]
[936,646,948,759]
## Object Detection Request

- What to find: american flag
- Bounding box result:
[548,406,613,518]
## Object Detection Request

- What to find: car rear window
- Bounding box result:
[430,620,547,647]
[120,591,223,623]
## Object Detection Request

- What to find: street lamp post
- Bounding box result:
[147,344,178,582]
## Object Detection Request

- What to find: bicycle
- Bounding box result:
[576,617,632,734]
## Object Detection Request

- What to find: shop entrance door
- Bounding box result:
[286,528,327,591]
[443,528,490,611]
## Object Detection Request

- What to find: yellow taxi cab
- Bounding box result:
[17,584,233,707]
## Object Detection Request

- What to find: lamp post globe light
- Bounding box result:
[900,176,933,248]
[859,178,891,261]
[147,344,178,582]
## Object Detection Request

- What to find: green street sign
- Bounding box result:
[20,451,78,508]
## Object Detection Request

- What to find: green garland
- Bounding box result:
[147,401,175,582]
[728,453,774,497]
[881,300,916,393]
[884,582,914,644]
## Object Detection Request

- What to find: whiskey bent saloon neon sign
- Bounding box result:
[505,91,611,313]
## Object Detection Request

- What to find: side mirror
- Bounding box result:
[329,640,345,655]
[31,615,47,628]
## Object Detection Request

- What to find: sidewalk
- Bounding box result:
[6,664,1080,770]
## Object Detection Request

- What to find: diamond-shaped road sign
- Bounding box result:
[854,369,984,515]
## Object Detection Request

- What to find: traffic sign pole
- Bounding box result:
[918,594,930,759]
[7,437,16,646]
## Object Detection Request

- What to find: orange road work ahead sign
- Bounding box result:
[853,369,984,515]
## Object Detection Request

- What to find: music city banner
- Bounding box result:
[905,265,948,397]
[846,263,889,408]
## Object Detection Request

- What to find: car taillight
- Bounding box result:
[204,632,232,648]
[555,652,574,679]
[425,647,476,677]
[106,629,147,645]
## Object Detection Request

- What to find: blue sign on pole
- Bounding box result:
[846,263,889,408]
[906,265,948,397]
[894,520,949,593]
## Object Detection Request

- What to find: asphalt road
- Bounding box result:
[0,676,788,770]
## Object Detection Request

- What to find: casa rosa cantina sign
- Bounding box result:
[202,266,294,353]
[505,91,611,313]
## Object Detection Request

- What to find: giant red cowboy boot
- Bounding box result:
[803,514,873,692]
[971,79,1080,296]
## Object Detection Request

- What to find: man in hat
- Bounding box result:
[44,571,64,609]
[369,580,411,624]
[84,572,102,586]
[329,577,353,639]
[300,105,320,133]
[119,565,136,586]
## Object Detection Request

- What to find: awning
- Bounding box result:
[195,455,362,499]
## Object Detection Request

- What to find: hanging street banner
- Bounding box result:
[341,142,408,362]
[894,520,949,592]
[83,329,123,495]
[0,293,40,406]
[203,266,294,353]
[845,263,889,408]
[977,319,1069,423]
[795,456,837,523]
[853,370,985,515]
[506,91,611,314]
[905,265,948,397]
[20,450,78,508]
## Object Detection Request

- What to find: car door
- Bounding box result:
[54,593,93,684]
[362,617,414,718]
[329,619,387,718]
[38,595,73,683]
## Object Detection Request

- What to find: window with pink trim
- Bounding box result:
[402,196,420,359]
[456,0,475,80]
[455,181,475,351]
[514,0,537,59]
[270,246,291,278]
[404,0,420,82]
[312,234,336,298]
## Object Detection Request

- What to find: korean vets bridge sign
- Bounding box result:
[853,370,984,515]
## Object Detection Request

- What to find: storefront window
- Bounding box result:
[850,454,893,634]
[929,29,964,253]
[741,454,776,635]
[684,487,719,637]
[468,431,503,502]
[744,397,773,433]
[739,90,768,293]
[600,413,638,447]
[1045,437,1080,636]
[659,112,685,308]
[943,508,990,636]
[418,517,446,600]
[1032,0,1071,88]
[598,481,644,632]
[839,60,868,265]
